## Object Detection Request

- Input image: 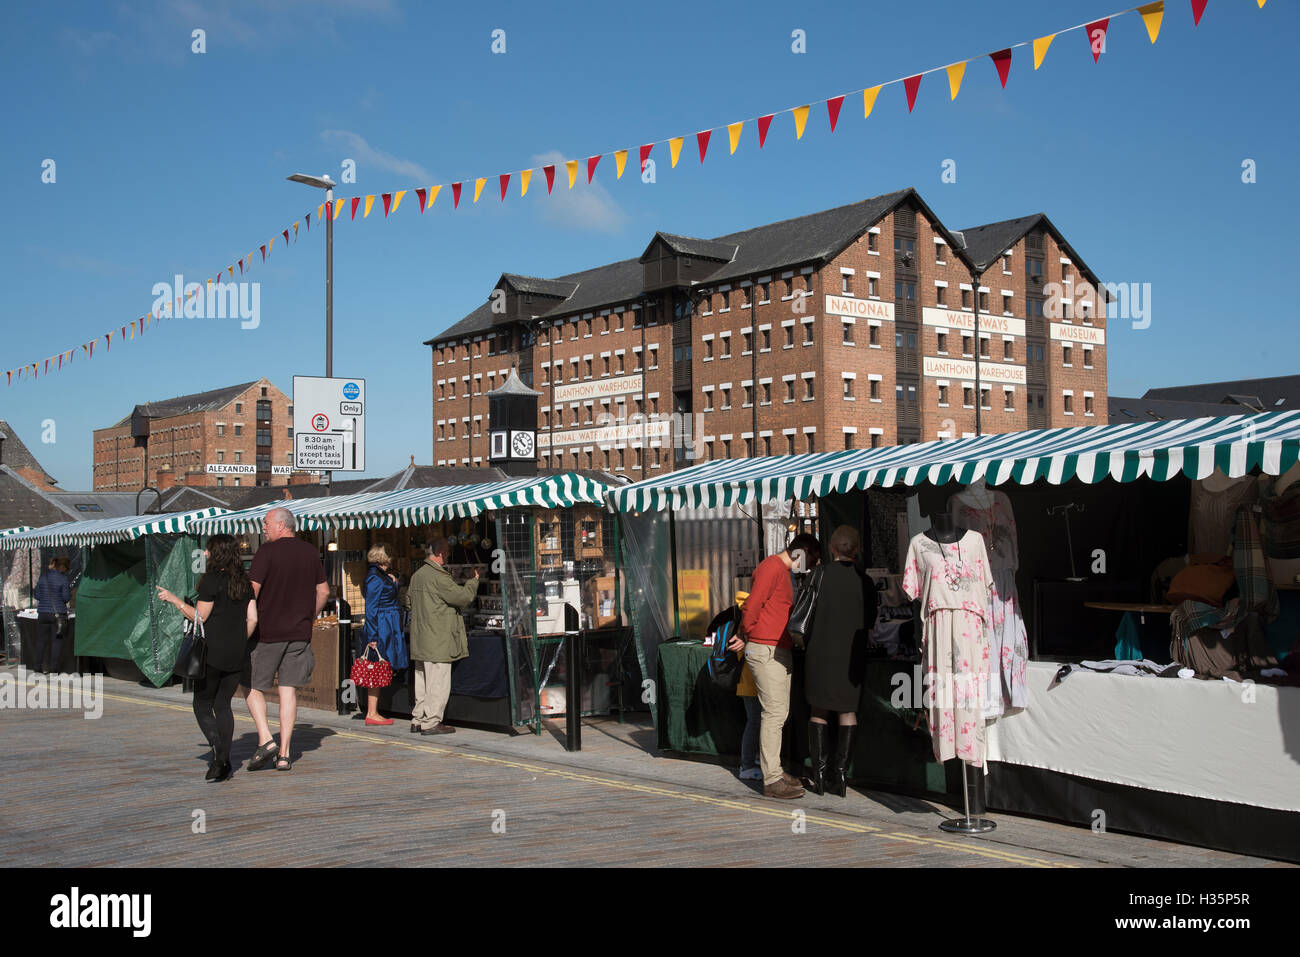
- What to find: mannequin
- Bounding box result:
[902,521,993,767]
[1261,463,1300,587]
[948,479,1027,717]
[1188,469,1260,556]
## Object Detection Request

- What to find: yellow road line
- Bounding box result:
[79,685,1071,867]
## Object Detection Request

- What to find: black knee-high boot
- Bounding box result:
[803,723,829,795]
[828,725,857,797]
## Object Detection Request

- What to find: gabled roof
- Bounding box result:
[0,420,58,486]
[499,274,580,299]
[1108,396,1239,422]
[956,212,1103,288]
[109,380,263,428]
[642,232,738,263]
[1144,375,1300,411]
[0,467,80,530]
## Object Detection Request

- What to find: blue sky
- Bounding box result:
[2,0,1296,489]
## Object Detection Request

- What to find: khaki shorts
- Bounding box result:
[249,640,315,691]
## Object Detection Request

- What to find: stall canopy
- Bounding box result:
[0,508,228,549]
[609,411,1300,511]
[192,472,612,535]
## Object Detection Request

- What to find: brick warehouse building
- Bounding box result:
[426,188,1109,476]
[92,379,305,490]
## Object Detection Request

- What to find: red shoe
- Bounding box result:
[364,716,394,726]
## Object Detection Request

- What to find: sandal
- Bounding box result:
[247,740,279,771]
[275,754,293,771]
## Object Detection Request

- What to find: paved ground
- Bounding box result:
[0,667,1290,868]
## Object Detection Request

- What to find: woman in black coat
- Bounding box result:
[803,524,877,797]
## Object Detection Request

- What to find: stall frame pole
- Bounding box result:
[668,501,681,637]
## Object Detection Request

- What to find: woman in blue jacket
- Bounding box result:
[34,556,71,673]
[361,544,408,725]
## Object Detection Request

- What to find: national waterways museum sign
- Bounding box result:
[824,295,895,321]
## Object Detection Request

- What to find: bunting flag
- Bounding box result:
[826,95,845,131]
[863,86,881,118]
[1139,2,1164,42]
[904,74,922,112]
[945,62,966,100]
[990,49,1012,87]
[1034,33,1055,69]
[793,105,809,140]
[9,1,1273,387]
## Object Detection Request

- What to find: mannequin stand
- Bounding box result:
[939,760,996,834]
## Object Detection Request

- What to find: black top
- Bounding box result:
[804,561,879,713]
[195,571,253,672]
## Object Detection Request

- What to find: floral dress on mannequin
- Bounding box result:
[949,483,1029,718]
[902,530,994,767]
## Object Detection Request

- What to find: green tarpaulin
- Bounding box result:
[75,534,200,687]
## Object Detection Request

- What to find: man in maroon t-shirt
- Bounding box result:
[245,506,328,771]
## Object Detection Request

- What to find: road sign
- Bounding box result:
[293,376,365,472]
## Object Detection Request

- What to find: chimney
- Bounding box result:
[156,466,175,490]
[282,487,293,500]
[410,454,415,466]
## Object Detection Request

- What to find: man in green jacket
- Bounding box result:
[406,536,479,735]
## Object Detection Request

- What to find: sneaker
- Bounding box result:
[739,767,763,781]
[763,779,805,800]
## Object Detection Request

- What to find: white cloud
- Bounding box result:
[320,131,435,185]
[530,150,628,234]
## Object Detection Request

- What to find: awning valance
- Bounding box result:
[0,508,229,549]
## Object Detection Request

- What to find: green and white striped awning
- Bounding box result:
[610,411,1300,512]
[0,508,229,550]
[192,472,611,535]
[0,526,33,537]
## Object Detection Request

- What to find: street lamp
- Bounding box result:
[288,173,336,489]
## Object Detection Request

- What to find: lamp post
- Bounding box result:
[287,173,336,485]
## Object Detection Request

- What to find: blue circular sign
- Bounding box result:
[342,381,360,400]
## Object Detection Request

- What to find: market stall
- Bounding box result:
[609,410,1300,860]
[191,472,635,734]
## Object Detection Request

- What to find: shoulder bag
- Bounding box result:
[787,565,825,649]
[173,603,208,680]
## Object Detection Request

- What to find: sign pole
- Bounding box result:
[325,183,334,491]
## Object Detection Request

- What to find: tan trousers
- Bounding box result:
[411,660,452,729]
[744,642,793,785]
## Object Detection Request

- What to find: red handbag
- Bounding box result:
[350,644,393,689]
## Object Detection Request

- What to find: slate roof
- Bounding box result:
[487,368,540,397]
[0,467,79,531]
[1144,375,1300,412]
[955,212,1103,287]
[0,421,58,486]
[427,188,967,345]
[109,380,262,428]
[648,233,739,262]
[499,274,581,299]
[1108,396,1243,422]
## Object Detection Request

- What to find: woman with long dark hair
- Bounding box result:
[158,534,258,782]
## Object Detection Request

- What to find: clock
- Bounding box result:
[510,430,536,458]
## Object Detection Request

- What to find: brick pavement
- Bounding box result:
[0,668,1289,868]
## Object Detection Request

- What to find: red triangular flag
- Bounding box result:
[138,317,145,334]
[1086,18,1110,62]
[904,74,923,112]
[696,129,711,163]
[1191,0,1208,24]
[57,354,62,371]
[260,244,266,262]
[415,188,428,213]
[826,95,845,132]
[452,182,462,208]
[639,144,653,171]
[382,193,392,216]
[283,228,290,245]
[306,211,312,230]
[499,173,510,200]
[350,196,361,219]
[105,332,113,350]
[45,359,50,374]
[544,165,555,193]
[990,48,1012,88]
[757,114,774,148]
[587,155,600,183]
[238,259,244,274]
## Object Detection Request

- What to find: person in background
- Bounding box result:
[728,533,822,800]
[361,544,408,726]
[803,525,877,797]
[34,557,71,673]
[406,537,478,735]
[157,534,258,782]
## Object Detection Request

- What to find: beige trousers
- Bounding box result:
[744,642,793,785]
[411,661,452,729]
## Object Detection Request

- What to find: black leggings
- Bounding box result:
[34,614,62,672]
[193,668,243,763]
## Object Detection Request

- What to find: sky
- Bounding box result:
[2,0,1296,489]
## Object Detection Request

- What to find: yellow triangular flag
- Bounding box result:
[727,122,743,154]
[1138,2,1164,43]
[565,160,578,188]
[614,150,627,179]
[363,195,375,217]
[520,169,532,196]
[669,137,683,168]
[473,178,486,202]
[1258,0,1266,6]
[428,185,442,208]
[392,189,406,214]
[793,105,809,140]
[863,85,881,118]
[268,236,274,253]
[946,62,966,100]
[334,199,345,220]
[316,203,324,222]
[129,324,135,340]
[1033,33,1055,70]
[293,222,299,239]
[228,266,234,278]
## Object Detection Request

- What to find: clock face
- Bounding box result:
[511,431,535,458]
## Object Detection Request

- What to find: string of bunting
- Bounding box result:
[6,0,1266,387]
